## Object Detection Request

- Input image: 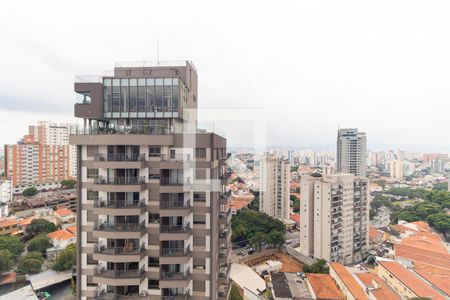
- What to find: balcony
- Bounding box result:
[71,124,172,135]
[94,222,145,239]
[93,176,146,192]
[161,154,192,162]
[96,153,146,162]
[93,153,146,168]
[93,243,145,262]
[93,266,145,286]
[160,247,191,264]
[160,201,192,217]
[162,295,190,300]
[219,228,231,244]
[219,208,232,224]
[93,199,146,216]
[219,191,231,204]
[160,223,191,241]
[218,265,230,284]
[160,269,191,288]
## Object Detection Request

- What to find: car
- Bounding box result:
[248,248,256,255]
[296,272,306,278]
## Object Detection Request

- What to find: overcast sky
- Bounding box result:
[1,1,450,151]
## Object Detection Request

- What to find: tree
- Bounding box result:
[268,230,285,250]
[60,179,76,189]
[0,250,14,273]
[249,232,267,251]
[27,234,52,253]
[0,235,24,259]
[229,284,243,300]
[303,259,329,274]
[22,187,38,197]
[26,219,57,237]
[53,244,76,271]
[18,252,44,274]
[426,213,450,237]
[366,255,376,266]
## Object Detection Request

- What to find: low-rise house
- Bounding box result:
[355,272,401,300]
[377,260,446,300]
[230,263,266,298]
[47,229,76,249]
[306,273,343,300]
[0,218,19,236]
[329,262,368,300]
[53,207,75,226]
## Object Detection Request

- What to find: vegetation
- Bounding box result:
[0,249,14,273]
[18,252,44,274]
[248,189,260,211]
[232,209,285,246]
[433,182,448,191]
[268,230,285,250]
[60,179,76,189]
[229,284,243,300]
[291,195,300,213]
[303,259,329,274]
[26,219,57,237]
[22,187,38,197]
[27,234,52,253]
[426,213,450,237]
[0,235,24,259]
[53,244,76,271]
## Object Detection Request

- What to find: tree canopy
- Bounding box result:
[53,244,76,271]
[60,179,76,189]
[22,187,38,197]
[18,252,44,274]
[0,235,24,259]
[0,250,14,273]
[27,234,52,253]
[26,219,57,237]
[303,259,329,274]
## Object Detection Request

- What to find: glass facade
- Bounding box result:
[103,77,183,118]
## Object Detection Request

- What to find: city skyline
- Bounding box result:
[2,1,450,149]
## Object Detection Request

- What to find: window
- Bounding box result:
[195,148,206,158]
[148,257,159,267]
[149,147,161,157]
[87,168,98,179]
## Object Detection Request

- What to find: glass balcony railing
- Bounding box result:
[95,222,145,232]
[95,243,145,255]
[160,269,191,281]
[161,247,191,257]
[160,223,191,234]
[94,176,146,185]
[95,153,146,162]
[94,199,145,209]
[160,200,191,209]
[96,266,145,278]
[70,124,172,135]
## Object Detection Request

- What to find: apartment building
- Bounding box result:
[389,160,403,179]
[0,179,12,203]
[336,128,367,177]
[299,174,369,265]
[4,121,77,193]
[259,157,290,221]
[70,61,231,300]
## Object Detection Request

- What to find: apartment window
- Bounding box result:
[87,190,99,200]
[149,147,161,157]
[87,168,98,179]
[148,257,159,267]
[148,279,159,289]
[195,148,206,158]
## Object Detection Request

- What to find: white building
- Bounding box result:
[390,160,404,179]
[0,179,12,203]
[259,157,290,221]
[336,128,367,177]
[300,173,369,265]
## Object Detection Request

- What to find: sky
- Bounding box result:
[1,1,450,151]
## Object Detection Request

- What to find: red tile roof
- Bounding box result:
[395,244,450,270]
[48,229,75,241]
[378,261,445,300]
[307,274,343,300]
[54,207,74,217]
[414,262,450,296]
[0,218,19,228]
[290,213,300,223]
[66,225,77,235]
[356,273,401,300]
[330,263,368,300]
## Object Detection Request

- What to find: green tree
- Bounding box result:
[60,179,76,189]
[22,187,38,197]
[303,259,329,274]
[426,213,450,237]
[27,234,52,253]
[229,284,243,300]
[249,232,267,251]
[26,219,57,237]
[0,249,14,273]
[18,252,44,274]
[0,235,24,259]
[268,230,285,250]
[53,244,76,271]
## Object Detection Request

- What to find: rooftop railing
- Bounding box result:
[95,153,146,162]
[70,124,172,135]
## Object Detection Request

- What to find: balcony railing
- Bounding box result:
[95,153,146,162]
[161,247,191,257]
[160,201,191,209]
[160,223,191,234]
[161,154,192,162]
[70,124,172,135]
[96,266,145,278]
[160,269,191,281]
[219,229,230,238]
[95,222,145,232]
[94,176,146,185]
[162,295,191,300]
[160,177,190,186]
[95,243,145,255]
[94,199,145,209]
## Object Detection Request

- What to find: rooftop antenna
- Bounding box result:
[157,39,160,66]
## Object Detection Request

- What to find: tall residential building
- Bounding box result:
[299,174,369,265]
[70,61,231,300]
[431,159,446,174]
[390,160,404,179]
[4,143,77,193]
[259,157,290,221]
[336,128,367,177]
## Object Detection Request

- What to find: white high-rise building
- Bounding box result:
[336,128,367,177]
[390,160,404,179]
[299,174,369,265]
[259,157,290,221]
[0,179,12,204]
